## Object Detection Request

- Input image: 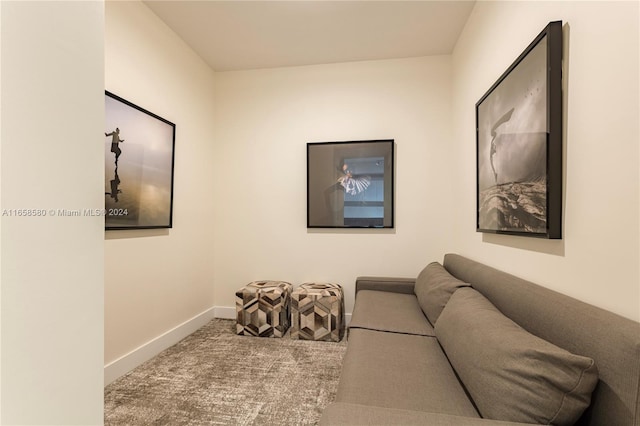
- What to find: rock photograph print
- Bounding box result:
[307,140,394,228]
[104,92,176,230]
[477,35,548,235]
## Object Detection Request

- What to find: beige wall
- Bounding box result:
[212,56,455,313]
[104,1,216,365]
[104,0,639,384]
[451,1,639,321]
[1,1,104,423]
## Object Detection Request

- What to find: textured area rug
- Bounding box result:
[105,319,347,425]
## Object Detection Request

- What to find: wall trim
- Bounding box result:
[214,306,352,325]
[213,305,236,319]
[105,305,352,385]
[104,307,215,386]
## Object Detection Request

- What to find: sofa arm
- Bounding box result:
[355,276,415,294]
[319,403,537,426]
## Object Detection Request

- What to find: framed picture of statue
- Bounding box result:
[307,139,394,228]
[104,91,176,230]
[476,21,563,239]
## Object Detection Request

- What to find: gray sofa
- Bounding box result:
[320,254,640,426]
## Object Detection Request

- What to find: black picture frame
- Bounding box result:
[307,140,394,228]
[476,21,563,239]
[104,91,176,230]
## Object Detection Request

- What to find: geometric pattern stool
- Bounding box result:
[291,282,344,342]
[236,280,293,338]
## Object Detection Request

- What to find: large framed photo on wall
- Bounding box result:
[307,140,394,228]
[104,91,176,230]
[476,21,563,239]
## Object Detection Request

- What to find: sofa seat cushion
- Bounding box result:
[435,287,599,426]
[414,262,470,325]
[349,290,434,336]
[320,402,537,426]
[335,328,480,417]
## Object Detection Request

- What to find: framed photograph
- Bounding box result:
[476,21,563,239]
[307,140,394,228]
[104,91,176,230]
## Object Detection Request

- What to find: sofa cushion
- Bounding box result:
[414,262,470,325]
[349,290,434,336]
[320,402,535,426]
[443,253,640,426]
[435,287,599,426]
[335,328,480,417]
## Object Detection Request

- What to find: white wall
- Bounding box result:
[212,56,455,313]
[451,1,639,321]
[0,1,104,424]
[104,1,216,370]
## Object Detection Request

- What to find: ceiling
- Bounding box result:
[143,0,476,72]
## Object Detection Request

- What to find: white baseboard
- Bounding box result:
[104,307,215,386]
[214,306,236,319]
[105,305,352,386]
[214,306,352,325]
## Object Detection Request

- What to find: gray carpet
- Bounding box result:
[105,319,347,425]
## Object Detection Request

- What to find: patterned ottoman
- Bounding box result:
[291,283,345,342]
[236,280,293,337]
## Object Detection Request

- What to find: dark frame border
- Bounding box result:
[105,91,176,230]
[307,139,395,229]
[476,21,563,239]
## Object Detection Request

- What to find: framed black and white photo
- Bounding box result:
[307,140,394,228]
[476,21,563,239]
[104,91,176,230]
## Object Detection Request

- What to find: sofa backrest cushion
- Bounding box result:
[443,253,640,426]
[435,287,598,426]
[414,262,469,325]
